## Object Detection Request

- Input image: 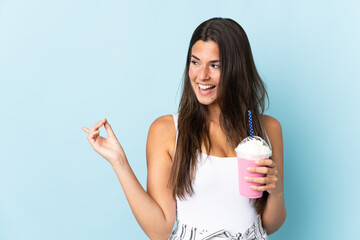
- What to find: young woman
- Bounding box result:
[82,17,286,240]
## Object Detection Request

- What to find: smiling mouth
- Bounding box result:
[197,83,216,95]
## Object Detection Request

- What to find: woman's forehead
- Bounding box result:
[191,40,220,60]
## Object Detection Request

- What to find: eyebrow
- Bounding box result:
[191,55,220,63]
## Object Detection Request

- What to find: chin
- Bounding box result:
[197,97,217,106]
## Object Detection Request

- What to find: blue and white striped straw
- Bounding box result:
[248,110,254,139]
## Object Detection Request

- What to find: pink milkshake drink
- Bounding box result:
[235,136,272,198]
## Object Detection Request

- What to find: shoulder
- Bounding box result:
[261,114,282,133]
[149,114,176,135]
[261,114,283,159]
[147,114,177,160]
[261,114,283,148]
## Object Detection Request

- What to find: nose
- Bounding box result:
[199,65,210,80]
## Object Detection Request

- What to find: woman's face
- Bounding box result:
[189,40,221,106]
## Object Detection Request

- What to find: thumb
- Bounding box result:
[103,118,116,138]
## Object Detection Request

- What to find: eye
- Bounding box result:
[211,64,220,69]
[191,60,199,65]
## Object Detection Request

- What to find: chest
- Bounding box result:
[200,124,237,158]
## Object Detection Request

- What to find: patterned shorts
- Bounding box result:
[169,215,268,240]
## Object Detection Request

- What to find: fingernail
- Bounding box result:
[244,177,249,181]
[255,160,260,164]
[247,167,251,171]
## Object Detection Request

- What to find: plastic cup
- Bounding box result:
[235,136,272,198]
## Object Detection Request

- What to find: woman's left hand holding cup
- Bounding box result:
[245,159,283,195]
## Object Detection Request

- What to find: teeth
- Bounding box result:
[198,84,215,90]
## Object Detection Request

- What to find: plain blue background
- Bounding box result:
[1,0,359,239]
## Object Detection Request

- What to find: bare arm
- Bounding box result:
[261,115,286,234]
[112,115,176,239]
[82,116,176,240]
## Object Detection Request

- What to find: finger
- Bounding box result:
[103,119,116,138]
[250,183,276,192]
[82,127,90,134]
[250,185,267,192]
[87,129,100,143]
[247,166,276,175]
[245,176,271,184]
[246,175,278,184]
[255,159,276,167]
[90,119,106,132]
[88,129,100,138]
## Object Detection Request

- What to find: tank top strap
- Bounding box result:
[172,113,179,158]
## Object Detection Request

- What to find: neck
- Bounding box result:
[206,103,221,124]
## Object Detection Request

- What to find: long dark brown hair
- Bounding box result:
[170,17,270,215]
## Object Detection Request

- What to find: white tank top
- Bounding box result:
[172,113,264,234]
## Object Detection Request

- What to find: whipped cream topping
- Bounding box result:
[235,136,272,160]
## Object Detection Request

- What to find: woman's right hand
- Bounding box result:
[82,118,126,167]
